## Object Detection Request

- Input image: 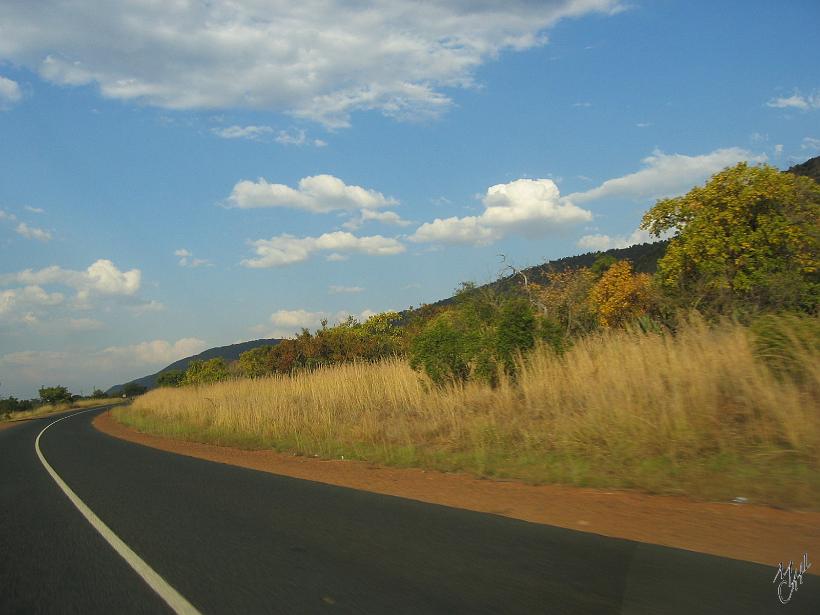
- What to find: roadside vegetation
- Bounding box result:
[114,162,820,508]
[0,385,122,423]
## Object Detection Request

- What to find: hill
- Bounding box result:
[106,338,282,395]
[788,155,820,183]
[111,157,818,394]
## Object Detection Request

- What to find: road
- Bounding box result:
[0,406,816,614]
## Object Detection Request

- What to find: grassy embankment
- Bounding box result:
[114,317,819,509]
[2,398,124,423]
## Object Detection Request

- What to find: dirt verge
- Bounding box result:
[95,410,819,573]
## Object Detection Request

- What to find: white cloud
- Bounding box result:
[174,248,210,267]
[567,148,766,205]
[325,253,348,262]
[275,129,305,146]
[329,285,364,294]
[342,209,412,230]
[410,178,592,246]
[258,308,378,337]
[24,205,44,214]
[766,90,820,111]
[0,285,64,321]
[15,222,52,242]
[0,1,621,127]
[227,174,397,212]
[211,125,274,140]
[636,122,651,128]
[1,259,141,300]
[0,75,22,109]
[0,209,17,221]
[576,227,659,251]
[242,231,405,268]
[100,338,208,367]
[774,144,784,157]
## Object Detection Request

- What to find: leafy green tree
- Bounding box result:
[641,162,820,313]
[410,285,547,386]
[156,370,185,387]
[91,388,106,399]
[38,385,72,404]
[495,297,537,372]
[181,358,230,386]
[122,382,147,397]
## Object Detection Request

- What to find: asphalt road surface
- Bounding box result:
[1,406,816,614]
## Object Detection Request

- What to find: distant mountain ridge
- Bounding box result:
[106,338,281,395]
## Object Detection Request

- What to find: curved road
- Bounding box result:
[1,406,815,614]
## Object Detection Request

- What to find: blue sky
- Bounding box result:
[1,0,818,398]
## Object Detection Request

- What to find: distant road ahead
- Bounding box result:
[1,407,815,614]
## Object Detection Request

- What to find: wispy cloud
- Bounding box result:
[766,89,819,111]
[0,1,622,127]
[174,248,211,268]
[15,222,52,242]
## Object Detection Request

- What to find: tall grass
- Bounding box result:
[116,316,820,508]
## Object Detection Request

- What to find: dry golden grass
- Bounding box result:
[116,317,820,508]
[2,398,123,423]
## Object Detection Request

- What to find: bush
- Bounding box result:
[181,358,230,386]
[156,370,185,387]
[39,385,72,404]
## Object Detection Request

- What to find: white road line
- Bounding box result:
[35,408,202,615]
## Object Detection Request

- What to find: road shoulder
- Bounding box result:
[94,409,820,573]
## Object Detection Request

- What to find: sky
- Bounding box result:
[1,0,818,399]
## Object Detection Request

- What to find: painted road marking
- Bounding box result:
[35,408,201,615]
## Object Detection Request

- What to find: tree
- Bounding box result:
[588,260,655,327]
[641,162,820,313]
[39,385,72,404]
[156,370,185,387]
[181,358,230,386]
[122,382,147,397]
[91,388,106,399]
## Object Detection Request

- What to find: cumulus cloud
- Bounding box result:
[1,259,141,302]
[411,178,592,246]
[0,209,17,221]
[211,125,274,140]
[242,231,405,268]
[0,1,620,127]
[766,90,819,111]
[100,338,208,366]
[0,75,22,109]
[15,222,52,242]
[227,174,397,212]
[566,148,766,204]
[24,205,44,214]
